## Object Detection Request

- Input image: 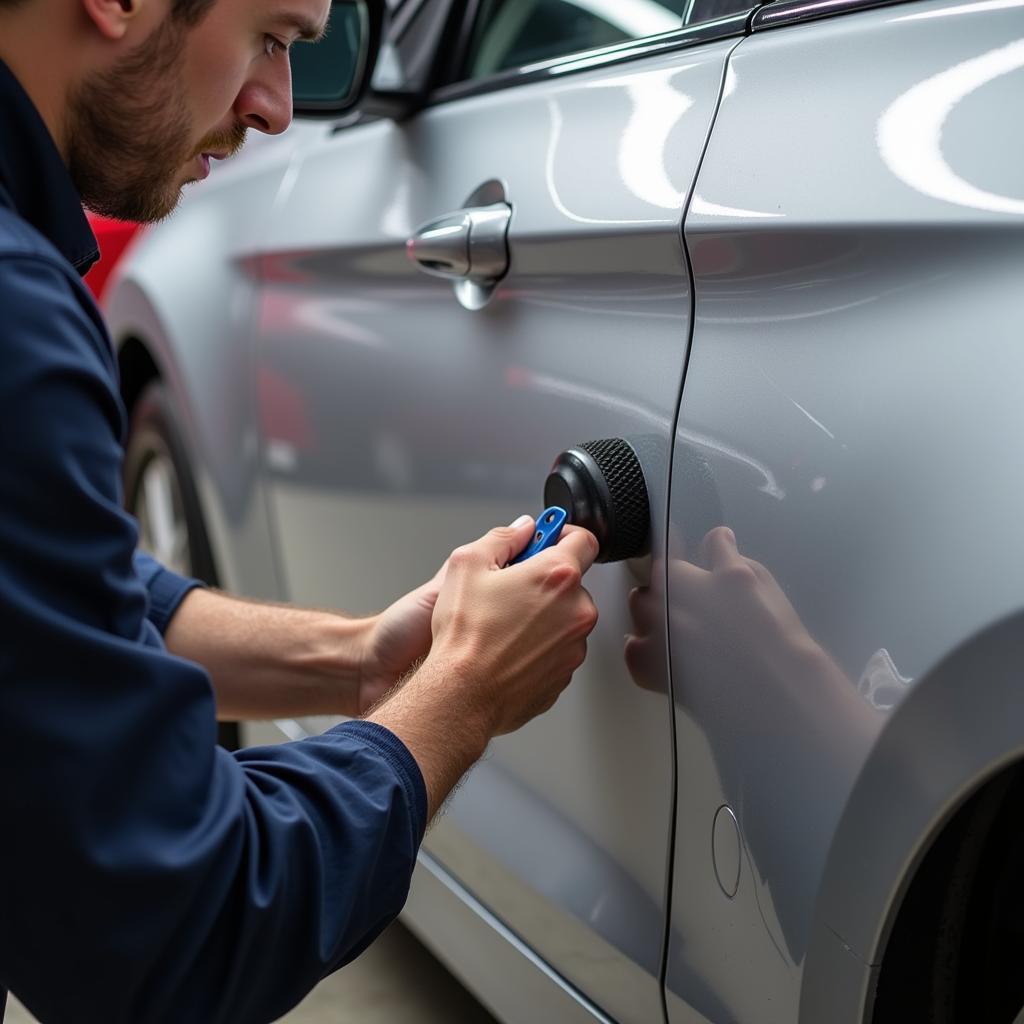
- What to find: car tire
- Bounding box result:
[124,380,216,584]
[123,379,240,750]
[873,766,1024,1022]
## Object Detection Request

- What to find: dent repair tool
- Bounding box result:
[510,438,651,564]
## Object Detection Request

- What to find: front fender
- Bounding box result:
[100,127,321,601]
[105,267,278,600]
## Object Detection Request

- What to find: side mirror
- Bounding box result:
[291,0,383,117]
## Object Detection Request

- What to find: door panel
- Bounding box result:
[664,3,1024,1021]
[254,40,737,1023]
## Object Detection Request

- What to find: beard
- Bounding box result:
[67,18,246,223]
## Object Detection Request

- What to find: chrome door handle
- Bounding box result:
[407,202,511,280]
[407,198,511,310]
[406,213,473,278]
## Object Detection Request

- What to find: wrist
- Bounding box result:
[365,653,491,819]
[353,611,380,704]
[294,611,374,716]
[423,642,496,742]
[377,651,491,753]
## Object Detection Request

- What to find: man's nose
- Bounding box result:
[234,61,293,135]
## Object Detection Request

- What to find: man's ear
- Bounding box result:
[80,0,139,40]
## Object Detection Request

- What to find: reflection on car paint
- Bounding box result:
[877,38,1024,215]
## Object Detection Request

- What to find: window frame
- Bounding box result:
[423,0,922,105]
[751,0,911,30]
[457,0,690,83]
[327,0,755,128]
[318,0,922,128]
[430,7,754,105]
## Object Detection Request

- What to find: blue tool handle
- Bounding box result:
[509,506,568,565]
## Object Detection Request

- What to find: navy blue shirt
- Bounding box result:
[0,58,426,1023]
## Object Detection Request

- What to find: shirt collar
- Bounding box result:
[0,58,99,276]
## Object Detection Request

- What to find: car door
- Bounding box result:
[252,2,749,1020]
[661,0,1024,1021]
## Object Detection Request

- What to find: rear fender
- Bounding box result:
[800,609,1024,1022]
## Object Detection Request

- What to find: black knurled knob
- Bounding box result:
[543,438,650,563]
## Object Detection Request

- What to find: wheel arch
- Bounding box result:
[799,608,1024,1023]
[117,335,160,417]
[112,303,224,588]
[106,279,265,597]
[108,282,213,518]
[108,280,201,443]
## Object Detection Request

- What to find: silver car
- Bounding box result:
[104,0,1024,1020]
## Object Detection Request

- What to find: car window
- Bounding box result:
[373,0,455,91]
[684,0,754,25]
[462,0,690,80]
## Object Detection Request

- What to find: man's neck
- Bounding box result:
[0,18,73,160]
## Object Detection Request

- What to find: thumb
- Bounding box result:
[481,514,537,568]
[415,559,449,607]
[402,575,441,618]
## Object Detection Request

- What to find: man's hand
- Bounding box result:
[358,562,447,713]
[168,516,600,819]
[367,515,600,817]
[429,518,600,736]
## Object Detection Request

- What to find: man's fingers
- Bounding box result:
[412,560,448,608]
[468,515,537,569]
[552,524,600,574]
[413,559,449,597]
[464,518,597,574]
[700,526,744,571]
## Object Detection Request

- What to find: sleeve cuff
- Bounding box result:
[328,720,428,844]
[133,550,206,635]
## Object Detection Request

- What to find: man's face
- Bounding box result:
[69,0,329,222]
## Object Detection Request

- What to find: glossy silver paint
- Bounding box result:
[249,38,737,1024]
[405,852,620,1024]
[666,1,1024,1020]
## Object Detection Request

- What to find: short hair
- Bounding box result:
[170,0,216,26]
[0,0,216,24]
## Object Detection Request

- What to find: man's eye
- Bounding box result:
[264,35,288,58]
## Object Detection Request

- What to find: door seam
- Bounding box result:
[658,32,749,1024]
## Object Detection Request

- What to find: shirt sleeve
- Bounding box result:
[0,255,427,1024]
[132,550,205,633]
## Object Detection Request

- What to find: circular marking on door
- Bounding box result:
[712,805,741,899]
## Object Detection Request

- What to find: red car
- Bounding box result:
[84,211,143,303]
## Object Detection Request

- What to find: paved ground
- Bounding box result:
[5,923,498,1023]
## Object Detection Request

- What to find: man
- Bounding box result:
[0,0,600,1020]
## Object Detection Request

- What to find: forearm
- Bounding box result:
[366,653,490,820]
[165,587,373,721]
[167,587,482,818]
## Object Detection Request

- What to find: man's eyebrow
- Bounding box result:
[273,11,329,42]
